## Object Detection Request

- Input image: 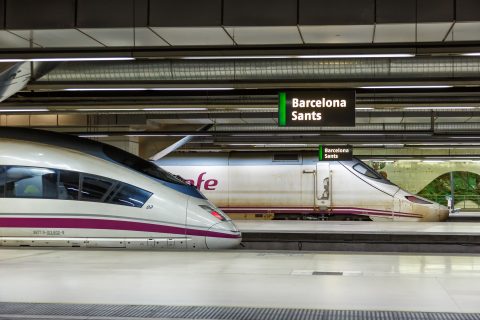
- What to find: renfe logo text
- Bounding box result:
[185,172,218,191]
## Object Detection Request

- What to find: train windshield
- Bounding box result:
[103,145,187,185]
[352,161,395,185]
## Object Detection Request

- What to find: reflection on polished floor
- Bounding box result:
[0,248,479,313]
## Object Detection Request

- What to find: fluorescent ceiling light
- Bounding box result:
[126,134,211,137]
[461,53,480,56]
[359,85,452,89]
[356,107,374,110]
[0,59,24,63]
[0,108,48,112]
[298,54,415,59]
[403,107,476,110]
[143,108,207,111]
[64,87,234,91]
[76,108,141,111]
[181,53,414,59]
[0,57,134,63]
[256,144,309,147]
[78,134,110,138]
[65,88,147,92]
[150,88,234,91]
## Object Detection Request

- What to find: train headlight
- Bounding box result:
[199,205,228,221]
[405,196,431,204]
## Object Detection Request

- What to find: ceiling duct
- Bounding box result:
[37,56,480,83]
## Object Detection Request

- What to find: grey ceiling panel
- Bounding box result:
[77,0,146,28]
[300,25,374,43]
[223,0,297,26]
[149,0,222,27]
[225,27,302,44]
[0,0,4,28]
[417,0,453,22]
[0,30,30,47]
[456,0,480,22]
[134,0,149,27]
[151,27,233,46]
[447,22,480,41]
[299,0,374,25]
[374,24,416,43]
[80,28,168,47]
[376,0,416,23]
[10,29,102,48]
[417,23,452,42]
[5,0,75,29]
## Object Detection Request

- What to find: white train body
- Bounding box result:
[157,152,449,222]
[0,128,241,249]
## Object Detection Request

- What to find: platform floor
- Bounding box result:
[0,248,479,313]
[235,220,480,235]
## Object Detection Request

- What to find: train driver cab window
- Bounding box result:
[5,167,58,198]
[108,183,152,208]
[80,175,114,202]
[353,163,381,180]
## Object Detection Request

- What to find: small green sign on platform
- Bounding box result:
[319,145,353,161]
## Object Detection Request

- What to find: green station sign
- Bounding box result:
[279,90,356,127]
[319,145,353,161]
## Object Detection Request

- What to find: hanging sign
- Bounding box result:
[279,90,355,127]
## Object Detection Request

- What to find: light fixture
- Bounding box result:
[64,87,234,91]
[0,108,49,112]
[65,88,147,92]
[0,57,134,63]
[461,53,480,56]
[125,134,211,137]
[78,134,110,138]
[143,108,208,111]
[181,53,415,60]
[356,107,374,110]
[75,108,141,111]
[403,107,476,110]
[359,85,453,89]
[297,54,415,59]
[150,88,234,91]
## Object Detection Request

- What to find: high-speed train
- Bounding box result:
[157,152,450,222]
[0,128,241,249]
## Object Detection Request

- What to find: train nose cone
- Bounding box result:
[205,220,242,249]
[438,204,450,221]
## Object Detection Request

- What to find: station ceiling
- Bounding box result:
[1,0,480,157]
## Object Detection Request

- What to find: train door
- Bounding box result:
[316,163,332,209]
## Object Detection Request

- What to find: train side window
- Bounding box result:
[108,183,152,208]
[5,167,58,198]
[0,166,5,197]
[58,170,80,200]
[353,163,381,180]
[80,174,114,202]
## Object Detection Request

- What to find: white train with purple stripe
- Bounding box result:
[0,128,241,249]
[157,152,449,222]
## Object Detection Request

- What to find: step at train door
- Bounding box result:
[316,163,332,209]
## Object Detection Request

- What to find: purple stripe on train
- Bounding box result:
[0,217,241,239]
